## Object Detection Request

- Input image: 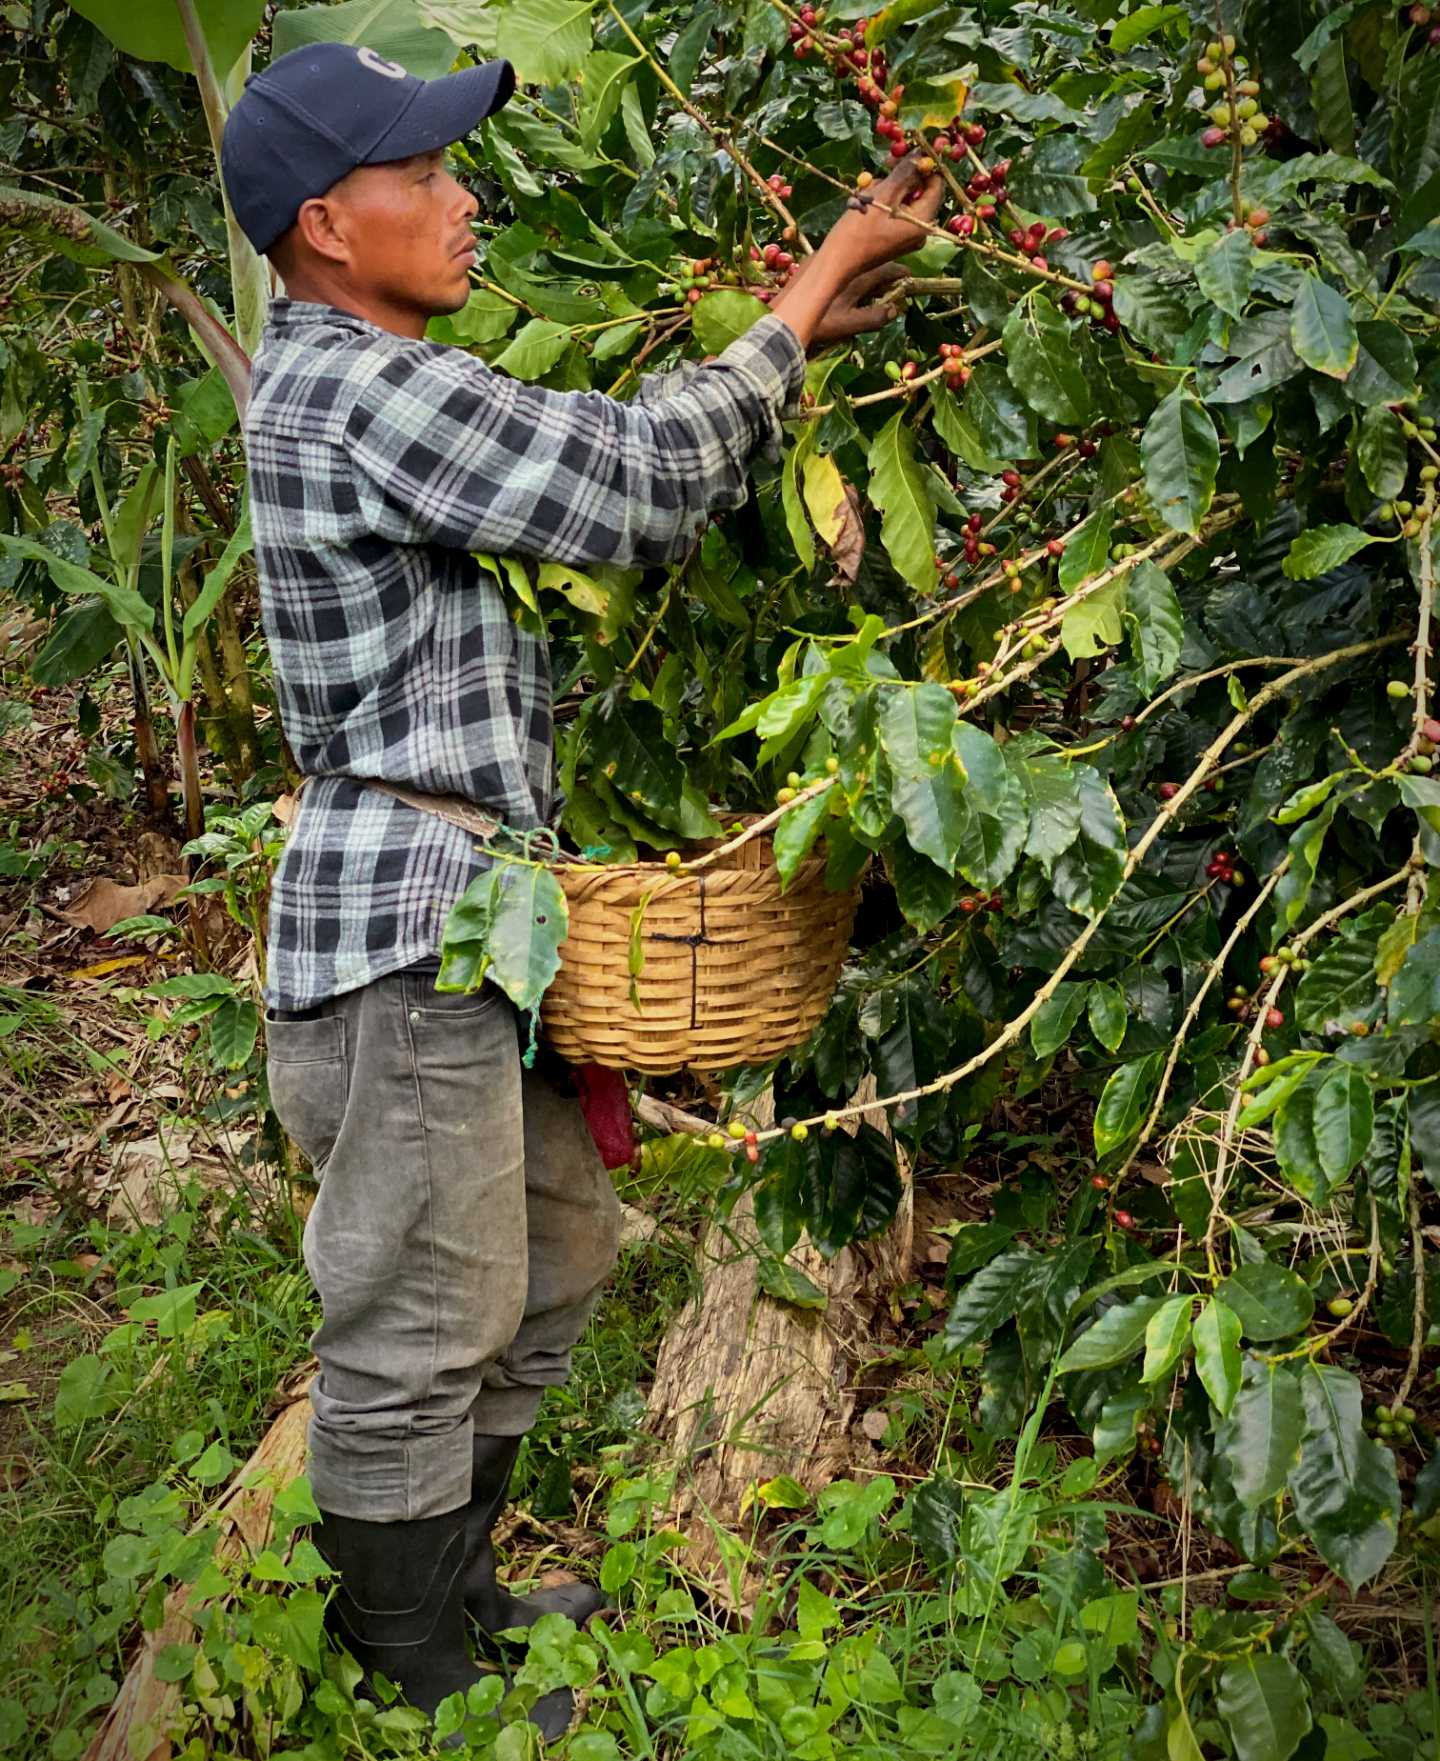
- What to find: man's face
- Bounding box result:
[326,149,479,318]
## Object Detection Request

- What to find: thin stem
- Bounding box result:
[1413,501,1434,750]
[1266,1198,1383,1363]
[1407,502,1435,909]
[605,312,691,395]
[965,525,1228,713]
[623,584,672,676]
[681,777,836,875]
[803,337,1004,419]
[160,436,180,683]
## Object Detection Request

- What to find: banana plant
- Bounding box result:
[0,404,251,848]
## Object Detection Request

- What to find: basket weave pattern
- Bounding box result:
[540,829,860,1074]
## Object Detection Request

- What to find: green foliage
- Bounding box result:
[6,0,1440,1747]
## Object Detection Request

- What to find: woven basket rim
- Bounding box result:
[551,809,802,878]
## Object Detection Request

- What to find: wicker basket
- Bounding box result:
[539,817,862,1074]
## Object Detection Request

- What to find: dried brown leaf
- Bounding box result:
[830,481,865,583]
[58,875,186,935]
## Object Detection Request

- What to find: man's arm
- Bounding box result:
[344,156,944,573]
[345,314,809,571]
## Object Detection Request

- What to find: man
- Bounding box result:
[219,39,942,1738]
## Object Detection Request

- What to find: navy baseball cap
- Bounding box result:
[221,42,515,254]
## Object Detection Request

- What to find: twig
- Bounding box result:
[884,496,1240,647]
[1267,1197,1383,1363]
[635,1093,712,1135]
[606,311,691,395]
[964,521,1234,712]
[681,777,836,875]
[985,453,1084,546]
[1411,503,1433,749]
[1134,655,1316,727]
[624,584,672,676]
[803,337,1005,420]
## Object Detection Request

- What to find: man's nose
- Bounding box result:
[449,173,479,223]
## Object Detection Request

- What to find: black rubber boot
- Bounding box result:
[465,1434,611,1638]
[314,1503,574,1743]
[314,1504,485,1719]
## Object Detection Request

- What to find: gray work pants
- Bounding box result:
[264,967,622,1523]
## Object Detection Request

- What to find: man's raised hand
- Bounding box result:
[828,153,944,275]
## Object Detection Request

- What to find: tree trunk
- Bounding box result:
[642,1078,911,1609]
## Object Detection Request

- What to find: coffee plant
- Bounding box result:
[6,0,1440,1751]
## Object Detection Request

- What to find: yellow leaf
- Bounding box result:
[473,552,538,613]
[536,561,610,616]
[801,449,847,547]
[499,555,538,614]
[918,80,967,130]
[67,955,149,979]
[1377,912,1422,987]
[756,1474,811,1509]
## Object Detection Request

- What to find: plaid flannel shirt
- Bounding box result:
[246,297,807,1011]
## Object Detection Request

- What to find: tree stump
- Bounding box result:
[642,1079,911,1607]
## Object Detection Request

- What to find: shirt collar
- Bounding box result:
[264,297,393,340]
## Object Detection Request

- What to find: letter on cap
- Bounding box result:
[357,46,407,79]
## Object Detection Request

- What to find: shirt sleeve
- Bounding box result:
[345,312,807,570]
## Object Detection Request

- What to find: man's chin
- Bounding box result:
[432,277,473,317]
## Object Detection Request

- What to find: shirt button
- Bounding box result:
[410,1010,421,1022]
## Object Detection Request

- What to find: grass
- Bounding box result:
[0,1181,317,1755]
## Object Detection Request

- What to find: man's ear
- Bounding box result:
[292,193,352,268]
